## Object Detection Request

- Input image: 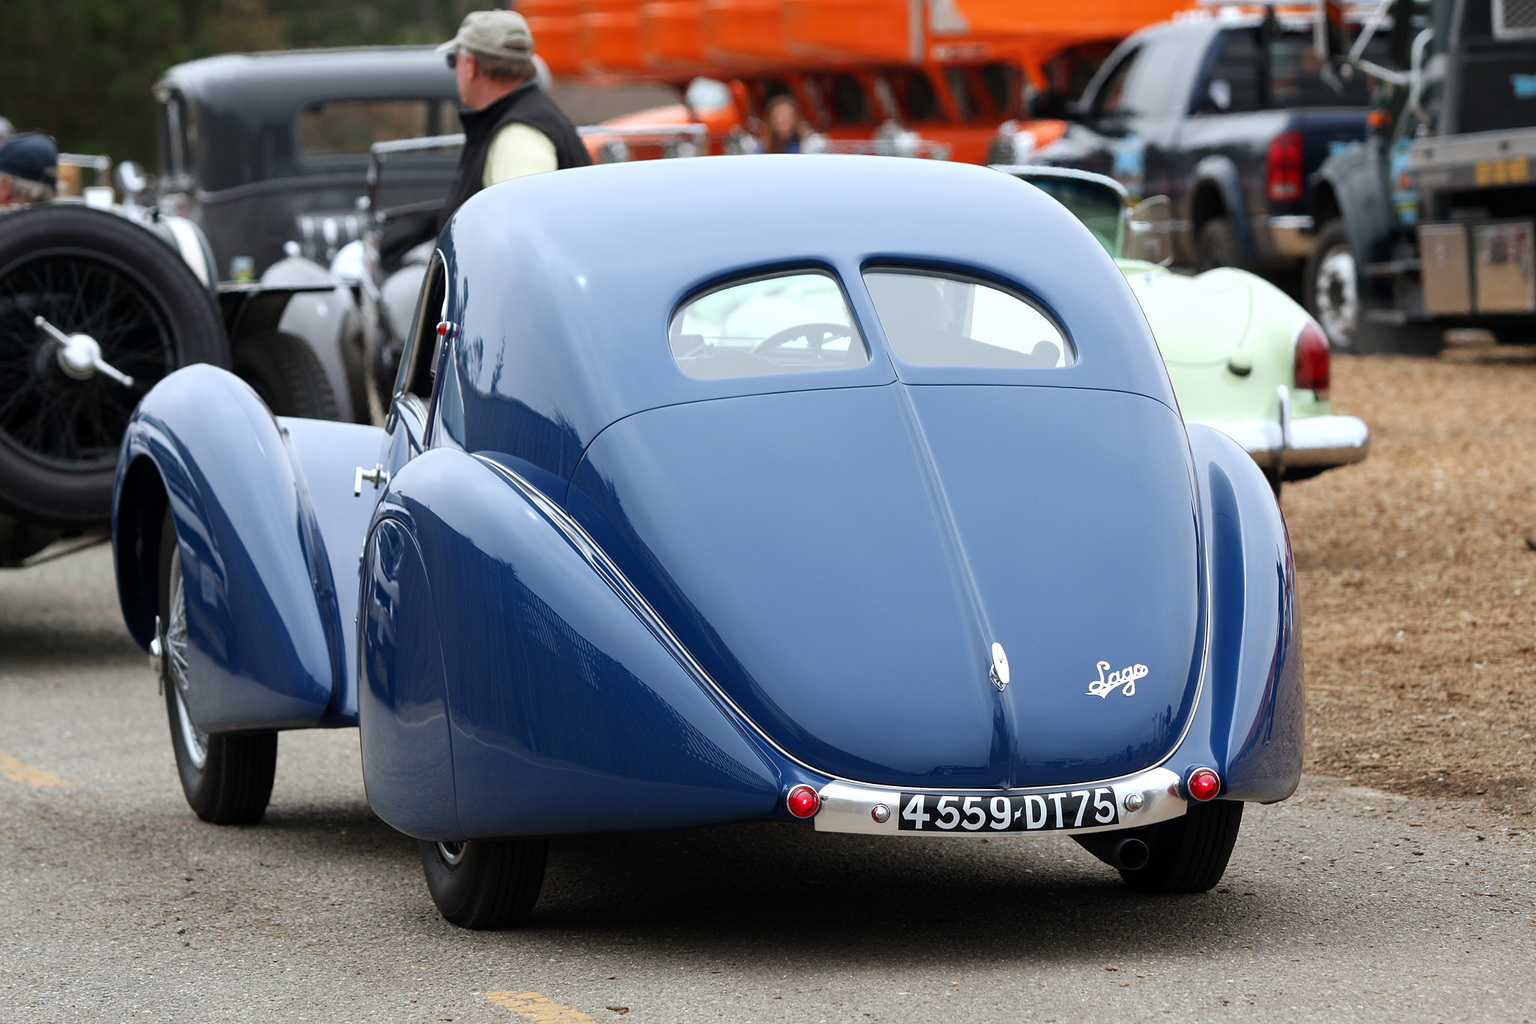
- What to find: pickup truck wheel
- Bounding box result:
[0,205,225,528]
[1118,800,1243,893]
[158,509,277,825]
[419,838,548,929]
[1305,220,1359,349]
[1195,216,1240,272]
[233,330,340,419]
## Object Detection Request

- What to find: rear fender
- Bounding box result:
[1190,155,1257,263]
[112,365,382,732]
[361,448,779,841]
[1179,423,1303,802]
[1315,141,1394,264]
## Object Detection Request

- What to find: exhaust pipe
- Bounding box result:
[1073,833,1151,872]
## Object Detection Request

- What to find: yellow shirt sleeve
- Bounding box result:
[483,123,559,187]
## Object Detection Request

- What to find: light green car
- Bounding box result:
[997,165,1370,492]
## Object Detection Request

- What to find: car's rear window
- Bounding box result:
[668,271,869,379]
[301,98,459,157]
[863,269,1074,369]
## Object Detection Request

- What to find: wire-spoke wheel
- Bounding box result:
[158,509,276,825]
[0,206,225,526]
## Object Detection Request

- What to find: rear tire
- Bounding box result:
[1305,220,1445,355]
[233,330,340,419]
[158,510,277,825]
[0,205,226,528]
[1195,216,1241,272]
[419,838,548,929]
[1119,800,1243,893]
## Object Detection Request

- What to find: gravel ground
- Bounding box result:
[1286,342,1536,818]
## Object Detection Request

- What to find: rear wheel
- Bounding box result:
[1195,216,1241,272]
[418,837,548,929]
[1305,220,1445,355]
[0,205,226,527]
[233,330,339,419]
[158,510,277,825]
[1119,800,1243,893]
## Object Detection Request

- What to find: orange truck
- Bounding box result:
[521,0,1190,163]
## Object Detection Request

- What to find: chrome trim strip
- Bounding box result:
[472,455,1212,794]
[814,767,1187,837]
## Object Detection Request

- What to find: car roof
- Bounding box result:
[156,47,456,112]
[440,155,1177,476]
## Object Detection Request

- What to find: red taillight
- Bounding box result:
[785,784,820,818]
[1187,767,1221,802]
[1266,129,1305,203]
[1294,320,1331,398]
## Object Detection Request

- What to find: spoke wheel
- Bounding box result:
[0,205,226,526]
[158,509,277,825]
[419,837,548,929]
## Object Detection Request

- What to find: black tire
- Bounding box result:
[1195,216,1241,272]
[0,205,227,528]
[1119,800,1243,894]
[419,838,549,929]
[233,330,340,419]
[1305,219,1445,355]
[158,510,277,825]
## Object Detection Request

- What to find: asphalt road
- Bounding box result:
[2,547,1533,1024]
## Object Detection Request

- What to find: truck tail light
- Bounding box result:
[1294,320,1330,399]
[1266,129,1305,203]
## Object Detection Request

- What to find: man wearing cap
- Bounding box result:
[437,9,590,225]
[0,132,58,208]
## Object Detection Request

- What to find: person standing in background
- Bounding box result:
[0,132,58,208]
[436,9,590,227]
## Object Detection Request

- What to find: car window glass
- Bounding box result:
[1093,47,1141,117]
[1013,175,1124,255]
[302,98,459,157]
[398,252,448,401]
[1098,37,1188,118]
[1267,31,1382,106]
[1204,29,1262,113]
[863,270,1074,369]
[669,272,868,380]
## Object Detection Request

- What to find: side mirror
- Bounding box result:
[1124,195,1174,265]
[1206,80,1233,112]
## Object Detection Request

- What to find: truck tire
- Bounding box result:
[1305,219,1445,355]
[0,205,226,528]
[233,330,341,419]
[1195,216,1241,272]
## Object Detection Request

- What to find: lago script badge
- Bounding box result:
[1086,660,1146,698]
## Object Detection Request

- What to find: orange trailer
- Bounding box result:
[522,0,1192,163]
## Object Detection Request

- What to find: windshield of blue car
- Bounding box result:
[1013,176,1123,256]
[669,271,869,379]
[863,269,1075,369]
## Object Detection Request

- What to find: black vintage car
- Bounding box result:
[155,47,461,279]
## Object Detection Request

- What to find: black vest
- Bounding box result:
[440,82,592,229]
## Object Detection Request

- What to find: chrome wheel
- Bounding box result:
[437,841,466,866]
[163,540,208,769]
[1314,244,1358,348]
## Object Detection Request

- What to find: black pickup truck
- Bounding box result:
[1031,14,1384,288]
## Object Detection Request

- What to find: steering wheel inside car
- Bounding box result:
[752,322,854,357]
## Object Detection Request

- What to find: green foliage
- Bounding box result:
[0,0,482,166]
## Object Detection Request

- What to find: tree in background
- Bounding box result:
[0,0,481,166]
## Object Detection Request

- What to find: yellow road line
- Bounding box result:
[482,991,599,1023]
[0,752,72,788]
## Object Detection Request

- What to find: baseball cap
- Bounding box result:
[437,10,535,60]
[0,132,58,185]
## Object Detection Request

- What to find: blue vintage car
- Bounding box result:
[111,155,1302,929]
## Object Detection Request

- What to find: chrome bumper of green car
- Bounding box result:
[1201,386,1370,472]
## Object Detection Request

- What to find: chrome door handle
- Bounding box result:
[354,464,389,496]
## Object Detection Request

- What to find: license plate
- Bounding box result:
[896,787,1119,833]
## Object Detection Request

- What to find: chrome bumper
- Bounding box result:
[813,766,1187,837]
[1201,386,1370,471]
